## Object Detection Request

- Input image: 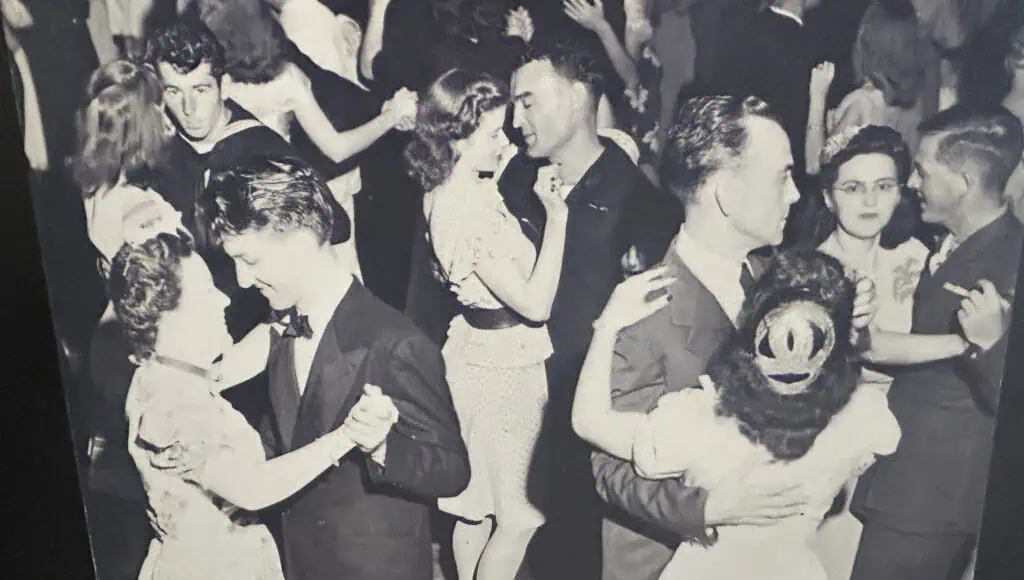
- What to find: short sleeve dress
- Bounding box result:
[426,177,552,527]
[125,363,284,580]
[631,382,901,580]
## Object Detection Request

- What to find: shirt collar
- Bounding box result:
[770,6,804,27]
[673,228,750,324]
[296,269,354,339]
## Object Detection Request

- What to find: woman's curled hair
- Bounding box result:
[404,69,510,191]
[708,249,861,462]
[108,231,194,363]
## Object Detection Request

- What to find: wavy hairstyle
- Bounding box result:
[196,0,290,84]
[70,60,170,197]
[853,0,928,109]
[708,248,860,462]
[108,231,195,362]
[661,95,779,206]
[404,69,510,192]
[146,17,226,79]
[796,125,919,249]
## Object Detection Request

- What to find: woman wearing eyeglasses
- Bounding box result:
[793,124,926,579]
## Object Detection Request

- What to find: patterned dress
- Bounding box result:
[426,176,551,528]
[632,382,901,580]
[125,363,284,580]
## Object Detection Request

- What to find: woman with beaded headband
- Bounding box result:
[109,200,397,579]
[571,249,901,580]
[402,68,567,580]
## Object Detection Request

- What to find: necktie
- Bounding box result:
[268,307,314,339]
[740,262,755,298]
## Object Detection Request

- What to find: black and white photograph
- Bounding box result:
[5,0,1024,579]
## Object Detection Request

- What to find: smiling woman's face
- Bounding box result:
[828,152,902,241]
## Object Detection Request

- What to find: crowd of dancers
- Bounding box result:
[5,1,1024,580]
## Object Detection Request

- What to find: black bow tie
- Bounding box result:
[268,307,314,339]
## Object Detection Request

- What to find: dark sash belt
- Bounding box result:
[460,307,522,330]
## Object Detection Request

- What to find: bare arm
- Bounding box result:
[291,75,404,164]
[360,0,390,81]
[473,175,569,322]
[863,330,969,365]
[565,0,639,91]
[805,62,834,176]
[572,325,646,459]
[200,428,356,511]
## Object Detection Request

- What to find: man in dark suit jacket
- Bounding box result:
[850,105,1024,580]
[504,37,684,580]
[592,94,879,580]
[203,155,469,580]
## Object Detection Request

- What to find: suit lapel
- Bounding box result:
[664,249,734,362]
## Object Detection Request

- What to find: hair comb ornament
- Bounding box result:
[820,123,868,168]
[753,300,837,395]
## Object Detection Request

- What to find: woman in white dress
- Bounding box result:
[403,68,569,580]
[572,252,902,580]
[107,204,394,579]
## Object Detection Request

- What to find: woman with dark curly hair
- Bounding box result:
[110,203,380,579]
[404,68,567,580]
[571,252,900,580]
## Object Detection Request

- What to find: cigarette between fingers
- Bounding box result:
[943,282,971,298]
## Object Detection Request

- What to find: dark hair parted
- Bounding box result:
[708,249,861,461]
[404,69,510,191]
[108,231,194,362]
[70,60,170,196]
[853,0,928,108]
[146,17,226,79]
[201,155,335,245]
[798,125,920,249]
[919,104,1024,194]
[660,95,779,206]
[520,36,605,101]
[196,0,289,84]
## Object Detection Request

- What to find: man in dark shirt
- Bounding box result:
[504,37,683,580]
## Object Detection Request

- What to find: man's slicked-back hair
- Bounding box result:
[660,95,779,206]
[146,17,226,79]
[919,104,1024,194]
[519,36,605,101]
[201,155,334,245]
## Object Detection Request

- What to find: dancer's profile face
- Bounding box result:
[457,108,509,174]
[157,254,233,359]
[222,228,318,311]
[511,60,578,159]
